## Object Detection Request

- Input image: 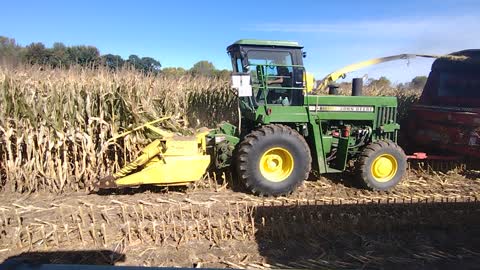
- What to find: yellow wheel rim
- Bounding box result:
[259,147,294,182]
[371,154,398,182]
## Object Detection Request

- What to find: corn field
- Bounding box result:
[0,65,420,193]
[0,66,236,193]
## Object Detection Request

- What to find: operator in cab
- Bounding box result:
[266,58,292,105]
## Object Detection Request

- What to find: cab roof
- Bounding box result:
[229,39,303,49]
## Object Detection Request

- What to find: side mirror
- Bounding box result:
[302,52,307,58]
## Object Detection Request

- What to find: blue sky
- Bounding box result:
[1,0,479,82]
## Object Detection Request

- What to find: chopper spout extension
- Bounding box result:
[315,53,443,92]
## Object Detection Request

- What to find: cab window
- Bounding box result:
[235,58,243,72]
[246,50,294,105]
[247,50,293,84]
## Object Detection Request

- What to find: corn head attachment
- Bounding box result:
[96,117,212,188]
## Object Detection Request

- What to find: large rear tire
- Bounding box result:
[357,140,407,191]
[236,124,312,196]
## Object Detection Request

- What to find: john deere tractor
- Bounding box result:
[97,39,407,196]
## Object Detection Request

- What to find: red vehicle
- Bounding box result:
[406,50,480,158]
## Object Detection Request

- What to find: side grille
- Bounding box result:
[377,106,398,141]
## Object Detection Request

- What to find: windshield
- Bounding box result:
[247,50,293,67]
[245,50,297,105]
[247,50,293,83]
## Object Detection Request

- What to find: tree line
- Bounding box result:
[367,76,428,90]
[1,36,428,85]
[338,76,428,91]
[0,36,230,78]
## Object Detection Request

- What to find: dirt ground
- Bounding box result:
[0,169,479,269]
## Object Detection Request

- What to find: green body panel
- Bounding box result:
[254,106,309,123]
[321,136,333,155]
[332,137,353,171]
[240,94,400,174]
[309,119,328,173]
[305,94,397,106]
[248,96,397,122]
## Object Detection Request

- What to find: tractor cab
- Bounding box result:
[227,40,307,112]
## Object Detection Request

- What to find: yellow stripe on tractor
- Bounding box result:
[95,118,211,188]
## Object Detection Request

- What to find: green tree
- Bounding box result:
[127,54,143,71]
[126,55,161,73]
[0,36,23,65]
[396,82,408,90]
[66,45,100,67]
[161,67,187,77]
[410,76,428,89]
[367,76,391,89]
[101,54,125,70]
[0,35,164,70]
[190,60,216,76]
[127,54,141,66]
[213,69,231,80]
[50,42,69,67]
[23,42,50,65]
[140,57,161,73]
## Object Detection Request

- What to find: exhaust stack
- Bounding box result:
[328,84,339,95]
[352,78,363,96]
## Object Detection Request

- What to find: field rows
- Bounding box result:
[1,171,479,268]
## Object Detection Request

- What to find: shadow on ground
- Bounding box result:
[254,200,480,269]
[1,250,125,266]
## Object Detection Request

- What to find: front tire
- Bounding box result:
[357,140,407,191]
[236,124,312,196]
